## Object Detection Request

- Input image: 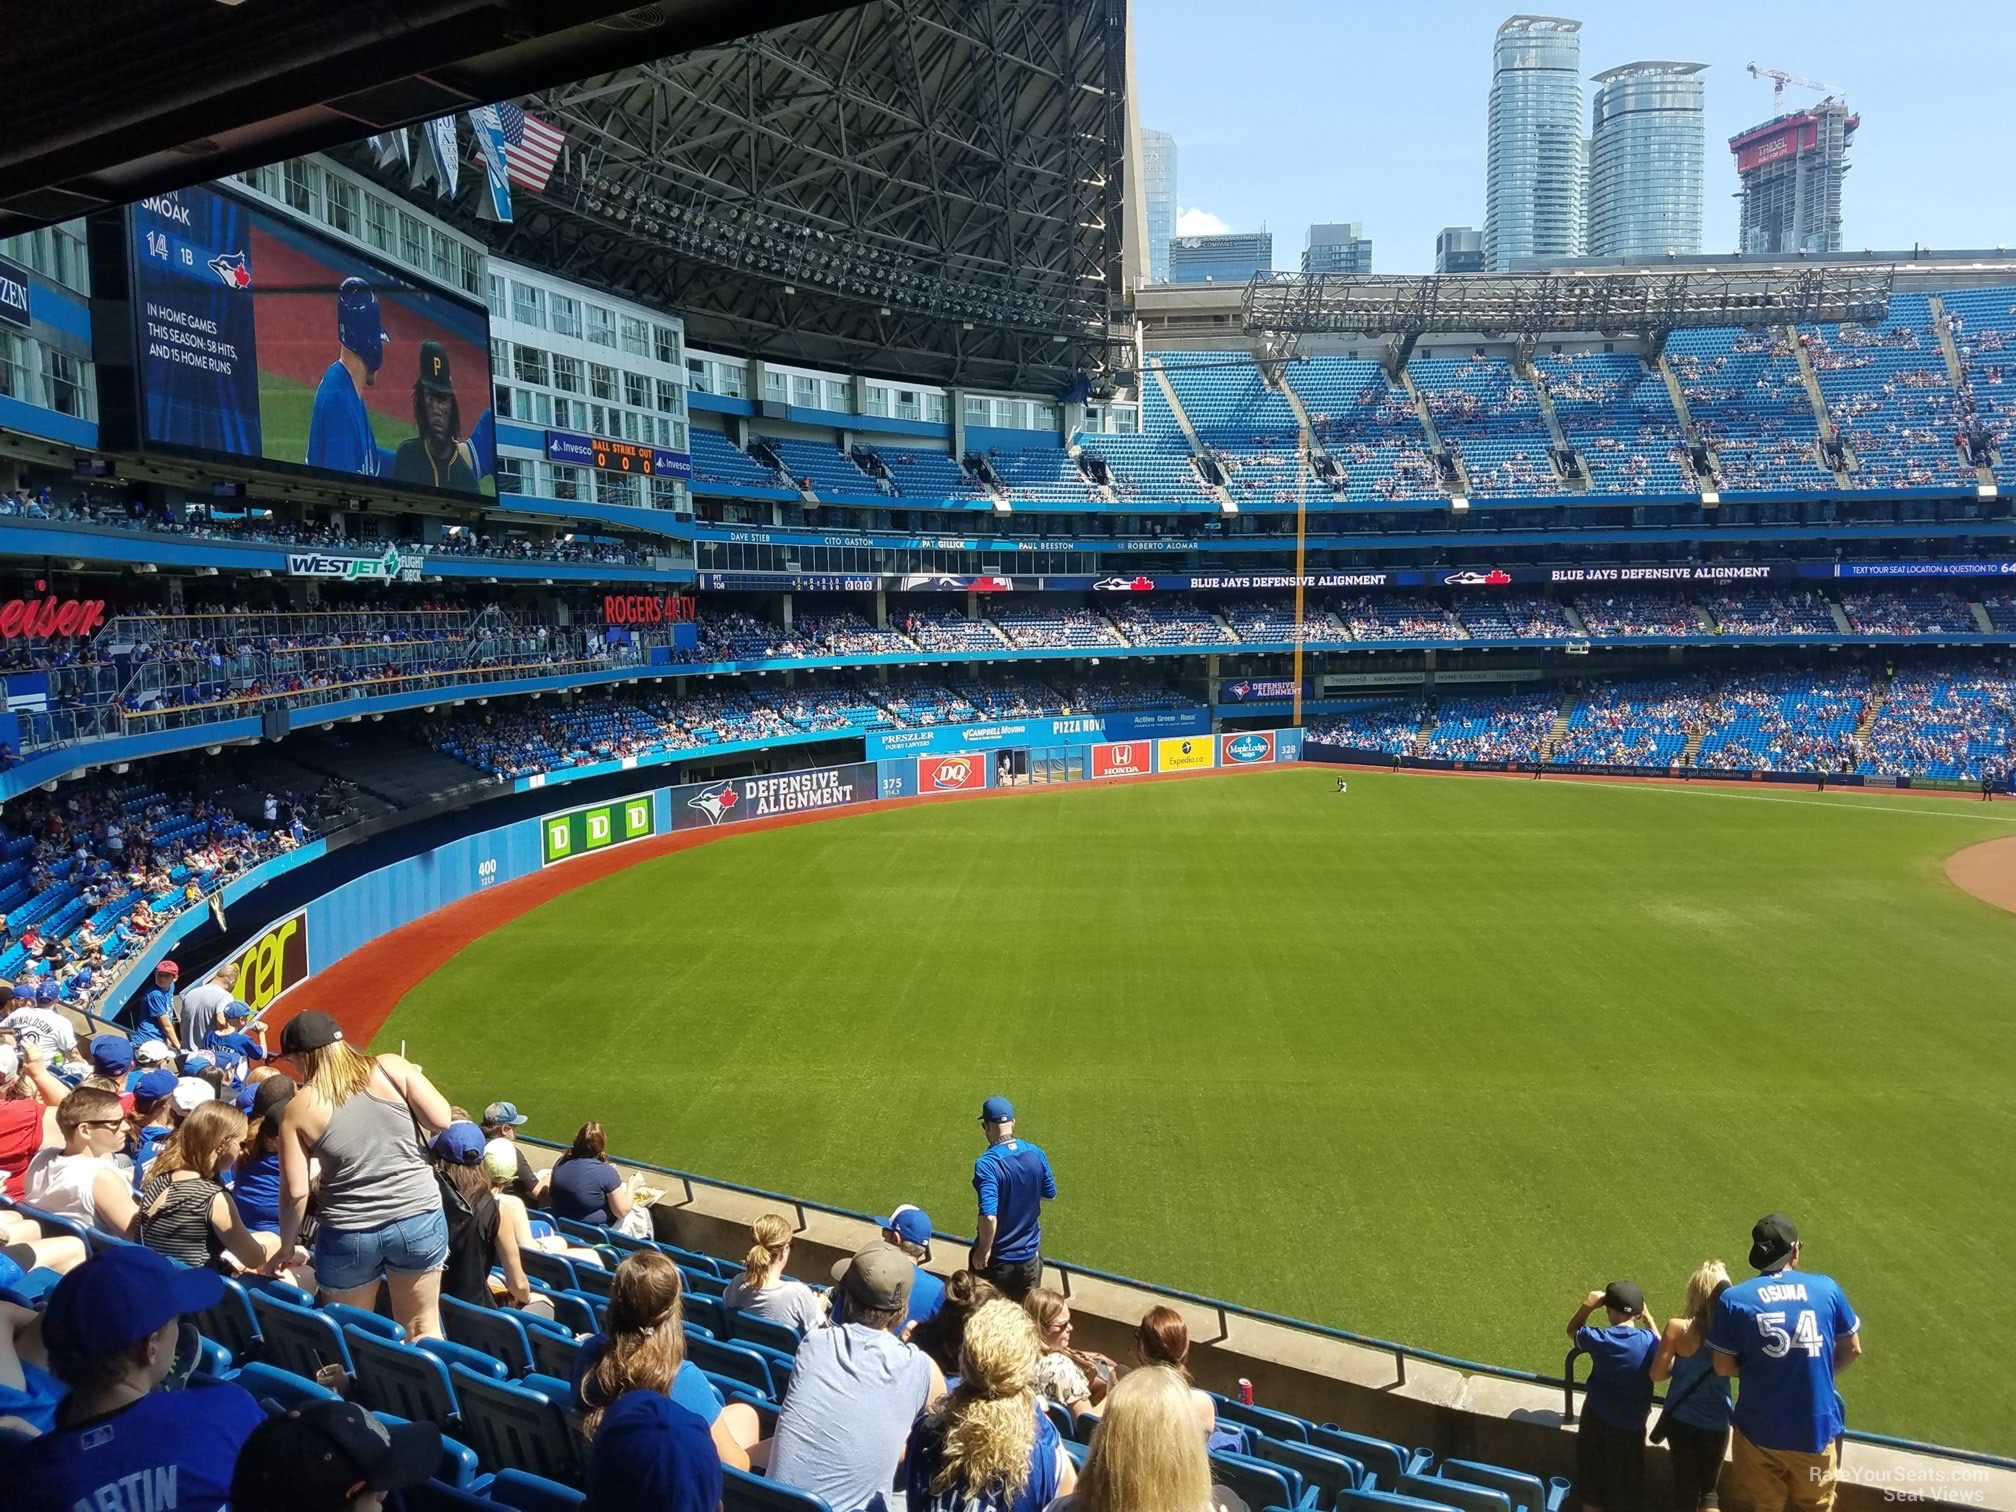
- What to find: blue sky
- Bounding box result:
[1133,0,2016,272]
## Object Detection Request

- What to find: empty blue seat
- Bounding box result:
[729,1310,802,1356]
[490,1468,588,1511]
[682,1268,729,1300]
[1338,1490,1465,1512]
[1212,1450,1318,1510]
[527,1325,585,1381]
[1399,1474,1511,1512]
[1315,1427,1432,1491]
[721,1465,836,1511]
[249,1293,354,1384]
[442,1295,535,1377]
[1439,1460,1571,1512]
[234,1360,342,1410]
[549,1216,608,1246]
[191,1276,263,1361]
[325,1302,406,1342]
[416,1335,510,1381]
[447,1362,582,1485]
[1256,1435,1367,1507]
[1215,1394,1311,1444]
[683,1294,729,1336]
[345,1326,461,1431]
[519,1249,579,1293]
[196,1337,233,1378]
[685,1332,779,1400]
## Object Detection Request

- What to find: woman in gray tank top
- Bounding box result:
[267,1009,455,1338]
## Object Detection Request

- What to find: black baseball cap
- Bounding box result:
[1749,1213,1800,1270]
[417,339,456,393]
[1602,1280,1645,1315]
[231,1399,441,1512]
[280,1010,344,1055]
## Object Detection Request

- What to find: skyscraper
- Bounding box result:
[1729,101,1859,255]
[1587,62,1706,258]
[1140,127,1177,285]
[1436,227,1486,273]
[1303,223,1373,275]
[1484,15,1584,272]
[1169,232,1273,284]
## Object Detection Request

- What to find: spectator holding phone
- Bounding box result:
[1567,1280,1658,1512]
[1652,1260,1734,1512]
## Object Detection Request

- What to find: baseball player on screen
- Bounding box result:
[391,340,480,491]
[306,277,393,478]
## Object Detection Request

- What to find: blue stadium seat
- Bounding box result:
[324,1302,406,1342]
[490,1468,589,1512]
[1438,1460,1571,1512]
[1399,1474,1512,1512]
[685,1332,783,1399]
[570,1264,615,1300]
[9,1201,90,1250]
[1210,1450,1319,1510]
[1215,1395,1312,1445]
[729,1309,803,1356]
[447,1362,583,1485]
[372,1410,481,1487]
[527,1325,585,1381]
[195,1336,233,1378]
[234,1360,342,1411]
[682,1267,730,1300]
[416,1335,510,1382]
[683,1293,729,1336]
[249,1293,354,1384]
[442,1295,536,1376]
[541,1287,600,1336]
[1041,1398,1074,1441]
[191,1276,263,1361]
[1254,1435,1367,1507]
[1314,1426,1432,1490]
[722,1466,837,1512]
[345,1326,462,1431]
[549,1216,608,1246]
[1337,1490,1464,1512]
[519,1249,580,1293]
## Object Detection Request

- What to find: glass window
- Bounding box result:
[493,385,513,419]
[47,225,86,295]
[549,462,583,501]
[552,354,583,394]
[589,363,617,402]
[42,348,89,418]
[620,316,650,358]
[926,392,948,423]
[429,229,457,287]
[719,366,745,399]
[654,324,682,365]
[865,386,891,418]
[325,176,359,236]
[824,379,849,412]
[792,375,817,407]
[653,475,682,507]
[490,338,509,375]
[656,378,681,415]
[585,305,615,347]
[283,160,318,217]
[672,419,687,450]
[1032,403,1059,431]
[365,196,396,254]
[550,294,582,339]
[964,396,988,426]
[493,456,524,493]
[598,469,640,507]
[686,357,709,392]
[896,389,920,421]
[550,396,573,430]
[487,275,508,317]
[512,345,549,387]
[459,243,482,297]
[511,281,546,329]
[398,212,427,269]
[0,332,26,400]
[589,403,607,435]
[624,372,650,410]
[763,370,788,402]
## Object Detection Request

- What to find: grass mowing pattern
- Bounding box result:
[378,769,2016,1452]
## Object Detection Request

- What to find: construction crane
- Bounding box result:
[1746,63,1844,106]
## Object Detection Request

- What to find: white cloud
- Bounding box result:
[1175,207,1229,236]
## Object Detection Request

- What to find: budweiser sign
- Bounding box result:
[0,589,106,640]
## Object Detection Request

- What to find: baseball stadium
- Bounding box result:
[0,3,2010,1511]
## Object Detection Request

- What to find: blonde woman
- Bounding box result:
[721,1213,828,1336]
[906,1298,1074,1512]
[570,1249,762,1470]
[269,1011,454,1338]
[137,1101,292,1278]
[1024,1286,1113,1421]
[1652,1261,1735,1512]
[1048,1364,1231,1512]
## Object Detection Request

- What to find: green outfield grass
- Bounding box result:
[376,769,2016,1452]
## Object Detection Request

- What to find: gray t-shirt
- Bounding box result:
[768,1323,933,1512]
[178,982,234,1048]
[721,1274,826,1338]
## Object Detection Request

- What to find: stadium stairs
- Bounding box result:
[1829,599,1855,637]
[1520,353,1586,494]
[1928,296,1998,490]
[1654,353,1720,489]
[1146,358,1239,515]
[1786,327,1856,488]
[1540,695,1574,762]
[1397,366,1469,498]
[1971,601,1997,633]
[1855,674,1892,744]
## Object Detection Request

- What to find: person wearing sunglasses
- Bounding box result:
[23,1086,138,1239]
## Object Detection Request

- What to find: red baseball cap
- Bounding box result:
[155,960,180,978]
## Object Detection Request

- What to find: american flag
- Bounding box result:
[496,102,566,193]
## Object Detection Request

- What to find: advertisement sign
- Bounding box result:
[1220,731,1276,765]
[212,908,310,1014]
[1827,560,2016,580]
[129,183,496,497]
[1157,736,1216,772]
[918,754,986,793]
[285,547,422,583]
[541,793,658,865]
[1090,742,1152,779]
[1221,679,1310,703]
[603,593,697,626]
[672,762,877,831]
[0,255,29,330]
[0,592,106,639]
[865,710,1208,761]
[546,430,691,481]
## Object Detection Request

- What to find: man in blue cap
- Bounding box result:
[584,1388,723,1512]
[881,1203,946,1336]
[970,1095,1056,1301]
[0,1246,265,1506]
[87,1034,135,1083]
[306,277,392,478]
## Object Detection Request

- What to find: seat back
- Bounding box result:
[234,1360,342,1410]
[528,1326,585,1382]
[519,1249,579,1293]
[490,1468,589,1511]
[11,1201,92,1248]
[1440,1460,1555,1512]
[191,1276,263,1360]
[720,1465,837,1512]
[683,1293,729,1336]
[441,1295,534,1376]
[1399,1474,1510,1512]
[1215,1394,1312,1444]
[729,1310,802,1356]
[447,1363,583,1485]
[570,1264,615,1300]
[372,1410,480,1488]
[685,1332,776,1399]
[681,1266,729,1299]
[1209,1450,1304,1512]
[345,1327,462,1431]
[325,1302,406,1342]
[1257,1436,1366,1502]
[416,1335,511,1381]
[542,1287,600,1336]
[249,1293,354,1384]
[1338,1491,1469,1512]
[1315,1427,1418,1490]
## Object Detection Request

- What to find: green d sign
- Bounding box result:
[540,793,658,866]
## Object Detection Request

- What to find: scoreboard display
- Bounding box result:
[592,437,655,475]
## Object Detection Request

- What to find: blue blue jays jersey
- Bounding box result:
[306,362,384,477]
[1709,1268,1859,1453]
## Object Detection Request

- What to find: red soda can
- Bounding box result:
[1238,1378,1255,1405]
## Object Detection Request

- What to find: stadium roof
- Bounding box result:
[362,0,1133,394]
[0,1,852,236]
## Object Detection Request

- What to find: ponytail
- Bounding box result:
[740,1212,794,1287]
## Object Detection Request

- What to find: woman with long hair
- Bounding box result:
[904,1299,1074,1512]
[912,1270,1003,1381]
[1652,1261,1735,1511]
[431,1120,533,1310]
[570,1249,762,1470]
[1049,1364,1226,1512]
[137,1101,287,1276]
[1023,1286,1112,1421]
[269,1011,454,1338]
[720,1213,828,1336]
[1100,1305,1218,1437]
[547,1121,633,1227]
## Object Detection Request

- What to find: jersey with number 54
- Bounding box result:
[1709,1267,1859,1453]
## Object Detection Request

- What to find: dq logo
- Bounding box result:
[931,758,971,788]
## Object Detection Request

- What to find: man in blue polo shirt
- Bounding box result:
[1710,1214,1862,1512]
[137,960,181,1050]
[970,1095,1055,1301]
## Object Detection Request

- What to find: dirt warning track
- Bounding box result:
[1944,835,2016,916]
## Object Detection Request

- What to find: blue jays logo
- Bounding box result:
[687,782,739,825]
[207,251,252,290]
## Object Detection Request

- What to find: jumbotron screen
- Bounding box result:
[129,183,496,498]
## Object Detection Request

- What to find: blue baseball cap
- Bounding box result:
[133,1068,178,1101]
[89,1035,134,1074]
[430,1121,486,1165]
[235,1081,260,1114]
[43,1246,223,1364]
[978,1095,1015,1124]
[179,1051,214,1074]
[883,1204,933,1249]
[585,1389,722,1512]
[482,1101,528,1128]
[224,1000,251,1021]
[35,979,59,1002]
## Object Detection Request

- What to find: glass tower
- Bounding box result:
[1587,62,1706,258]
[1485,15,1584,271]
[1140,128,1177,285]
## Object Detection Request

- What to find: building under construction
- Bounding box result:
[1729,102,1859,255]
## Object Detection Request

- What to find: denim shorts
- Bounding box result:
[313,1207,451,1291]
